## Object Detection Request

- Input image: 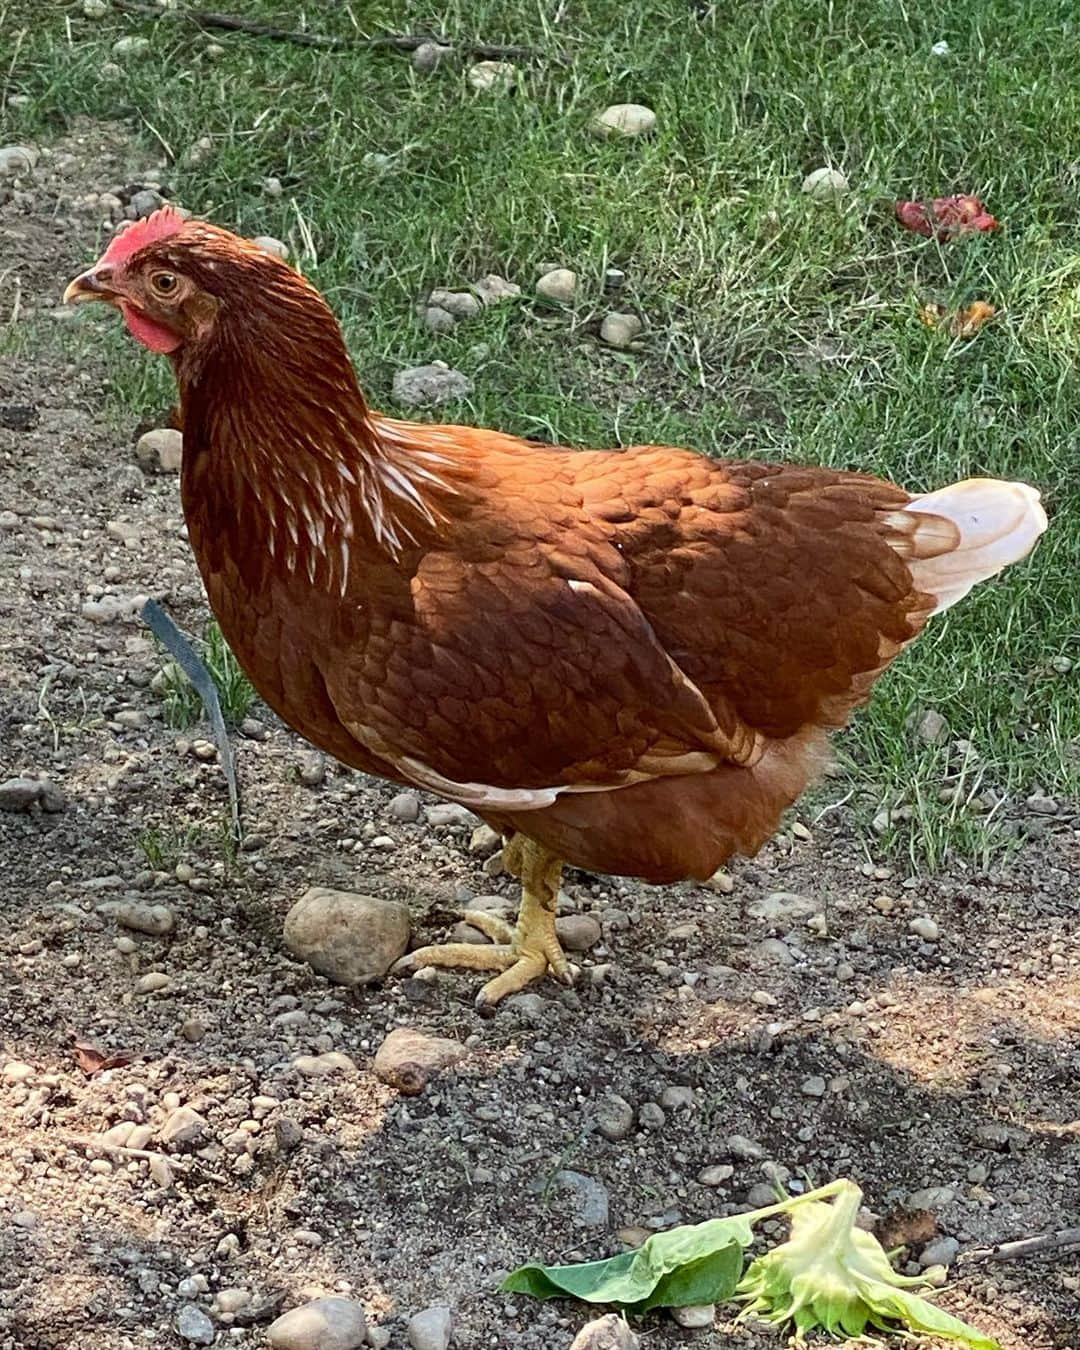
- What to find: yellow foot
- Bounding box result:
[392,836,571,1012]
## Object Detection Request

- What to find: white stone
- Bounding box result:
[801,167,849,200]
[467,61,517,93]
[253,235,289,259]
[593,104,657,138]
[536,268,577,303]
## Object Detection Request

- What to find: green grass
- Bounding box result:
[5,0,1077,866]
[156,620,256,729]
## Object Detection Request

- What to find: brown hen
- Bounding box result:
[65,209,1047,1009]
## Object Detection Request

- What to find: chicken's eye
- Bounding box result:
[151,271,179,297]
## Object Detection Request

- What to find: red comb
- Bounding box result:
[101,204,187,265]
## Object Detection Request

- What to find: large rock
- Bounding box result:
[135,427,183,473]
[284,888,409,986]
[267,1296,367,1350]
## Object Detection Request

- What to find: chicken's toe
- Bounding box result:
[391,943,517,977]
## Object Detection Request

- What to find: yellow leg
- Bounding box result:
[392,834,570,1011]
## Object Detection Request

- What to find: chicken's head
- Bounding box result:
[62,206,301,359]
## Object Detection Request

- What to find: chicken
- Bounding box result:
[64,208,1048,1009]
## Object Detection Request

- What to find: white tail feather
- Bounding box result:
[901,477,1048,614]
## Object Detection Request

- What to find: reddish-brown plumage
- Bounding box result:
[66,214,1044,888]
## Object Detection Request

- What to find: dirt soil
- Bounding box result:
[0,123,1077,1350]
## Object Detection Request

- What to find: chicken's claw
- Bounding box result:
[393,834,572,1011]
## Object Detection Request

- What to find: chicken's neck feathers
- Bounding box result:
[178,313,457,588]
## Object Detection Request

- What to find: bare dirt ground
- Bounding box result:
[1,122,1077,1350]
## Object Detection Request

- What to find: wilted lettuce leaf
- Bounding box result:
[736,1184,1001,1349]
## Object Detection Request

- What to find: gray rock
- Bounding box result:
[392,363,474,407]
[570,1314,640,1349]
[919,1236,959,1268]
[536,268,578,304]
[599,312,642,348]
[473,273,521,306]
[748,891,820,923]
[1026,793,1059,815]
[907,1186,955,1211]
[412,41,454,73]
[0,777,66,813]
[592,104,657,137]
[116,901,175,936]
[160,1106,210,1149]
[428,289,481,319]
[914,708,949,743]
[135,427,183,472]
[388,791,421,822]
[284,887,409,986]
[424,306,456,334]
[801,1075,826,1098]
[593,1092,635,1142]
[725,1134,765,1161]
[908,915,939,942]
[697,1163,734,1186]
[425,802,476,827]
[176,1304,215,1345]
[407,1305,452,1350]
[267,1296,367,1350]
[467,60,517,93]
[554,1170,610,1227]
[129,187,165,218]
[637,1101,666,1131]
[556,913,602,951]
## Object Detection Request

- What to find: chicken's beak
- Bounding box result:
[62,267,119,306]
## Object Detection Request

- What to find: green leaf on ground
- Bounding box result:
[503,1212,755,1311]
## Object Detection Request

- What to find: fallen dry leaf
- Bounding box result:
[73,1040,134,1076]
[897,194,999,239]
[919,300,997,337]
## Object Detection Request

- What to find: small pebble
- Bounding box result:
[908,916,939,942]
[919,1236,960,1268]
[176,1304,215,1346]
[136,971,170,994]
[670,1304,714,1328]
[697,1164,734,1186]
[593,1092,635,1142]
[112,35,151,59]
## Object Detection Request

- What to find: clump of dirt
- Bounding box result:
[0,122,1077,1350]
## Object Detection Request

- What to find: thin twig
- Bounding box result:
[961,1227,1080,1265]
[109,1,557,61]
